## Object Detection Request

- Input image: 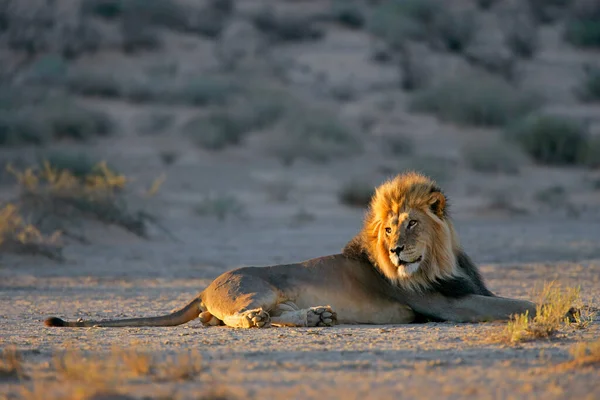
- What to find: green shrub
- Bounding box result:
[564,0,600,48]
[36,151,104,179]
[181,111,251,151]
[462,140,525,174]
[332,0,365,29]
[410,74,541,127]
[267,108,362,165]
[194,193,245,220]
[81,0,124,19]
[506,114,590,165]
[0,95,113,146]
[504,15,539,59]
[338,179,375,208]
[432,9,477,53]
[368,0,441,48]
[252,8,324,42]
[576,65,600,102]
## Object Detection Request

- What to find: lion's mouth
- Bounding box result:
[399,256,422,266]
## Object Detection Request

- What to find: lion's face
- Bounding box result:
[382,209,429,278]
[359,172,460,290]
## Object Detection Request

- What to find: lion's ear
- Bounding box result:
[428,191,446,218]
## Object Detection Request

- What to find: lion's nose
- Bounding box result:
[390,245,404,255]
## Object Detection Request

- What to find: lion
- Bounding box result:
[45,172,537,329]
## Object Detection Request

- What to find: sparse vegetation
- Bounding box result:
[338,179,375,208]
[576,64,600,102]
[564,0,600,48]
[410,74,540,127]
[181,111,249,151]
[527,0,570,24]
[36,151,105,180]
[135,112,175,135]
[506,114,591,166]
[492,282,581,344]
[194,193,246,220]
[462,140,525,174]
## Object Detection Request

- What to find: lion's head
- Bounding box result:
[345,172,461,291]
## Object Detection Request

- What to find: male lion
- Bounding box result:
[45,172,537,329]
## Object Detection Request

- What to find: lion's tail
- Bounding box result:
[44,298,202,328]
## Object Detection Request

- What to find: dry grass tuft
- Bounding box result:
[0,203,63,260]
[492,282,582,344]
[0,345,25,379]
[7,162,156,240]
[564,339,600,368]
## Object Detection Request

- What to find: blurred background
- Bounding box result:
[1,0,600,268]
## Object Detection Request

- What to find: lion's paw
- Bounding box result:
[307,306,337,327]
[242,308,271,328]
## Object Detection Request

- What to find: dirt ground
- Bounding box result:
[2,0,600,399]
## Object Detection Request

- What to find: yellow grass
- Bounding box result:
[0,345,24,379]
[492,281,582,344]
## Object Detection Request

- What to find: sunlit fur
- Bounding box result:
[344,172,462,292]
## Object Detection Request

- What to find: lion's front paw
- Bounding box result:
[307,306,337,327]
[243,308,271,328]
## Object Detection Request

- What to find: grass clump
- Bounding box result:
[564,0,600,48]
[462,140,525,174]
[494,282,581,344]
[0,203,63,260]
[562,339,600,369]
[267,107,362,166]
[410,74,540,127]
[8,162,155,240]
[0,346,24,379]
[506,114,591,166]
[338,179,375,208]
[194,194,246,221]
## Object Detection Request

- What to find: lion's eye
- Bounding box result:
[407,220,418,229]
[385,227,392,234]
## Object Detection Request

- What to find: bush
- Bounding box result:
[266,107,362,165]
[181,111,251,151]
[462,140,525,174]
[576,65,600,102]
[503,14,539,59]
[432,9,477,53]
[368,0,441,48]
[410,74,541,127]
[81,0,124,19]
[527,0,570,24]
[331,0,365,29]
[252,8,324,42]
[506,114,590,165]
[338,179,375,208]
[36,151,106,179]
[564,0,600,48]
[0,95,114,146]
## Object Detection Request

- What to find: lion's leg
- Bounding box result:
[270,302,338,327]
[407,293,537,322]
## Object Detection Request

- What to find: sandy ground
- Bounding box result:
[1,153,600,400]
